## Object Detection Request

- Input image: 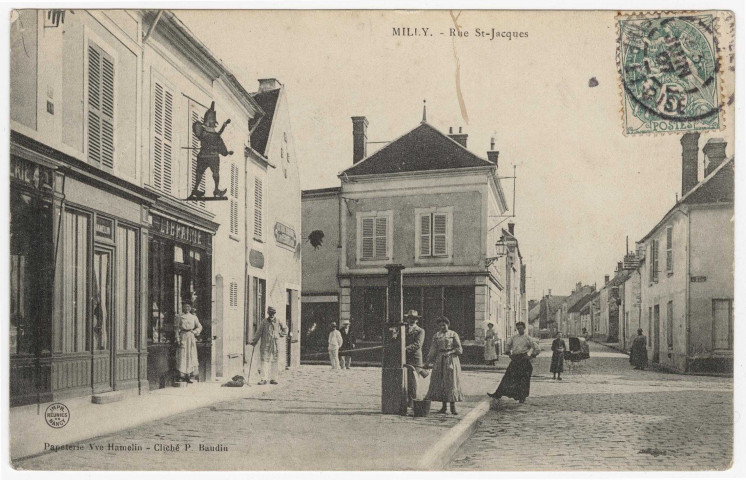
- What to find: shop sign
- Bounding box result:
[274,222,297,249]
[11,156,54,191]
[151,215,211,249]
[690,276,707,283]
[95,216,114,240]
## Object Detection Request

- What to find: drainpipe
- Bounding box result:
[685,206,691,372]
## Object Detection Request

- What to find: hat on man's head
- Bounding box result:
[203,101,217,125]
[267,306,276,314]
[405,310,420,320]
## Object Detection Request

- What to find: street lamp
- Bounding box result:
[485,237,518,267]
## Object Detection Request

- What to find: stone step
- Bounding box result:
[91,390,126,405]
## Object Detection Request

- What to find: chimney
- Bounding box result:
[487,136,500,166]
[507,222,515,236]
[448,126,468,148]
[351,116,368,164]
[703,138,727,177]
[548,289,552,297]
[258,78,282,92]
[617,262,623,272]
[604,275,610,284]
[680,132,699,196]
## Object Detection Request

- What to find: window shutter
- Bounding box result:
[361,217,374,259]
[253,177,263,239]
[419,214,431,257]
[87,43,115,169]
[375,217,387,259]
[432,213,448,256]
[152,82,173,193]
[231,164,238,198]
[666,226,673,273]
[230,200,238,236]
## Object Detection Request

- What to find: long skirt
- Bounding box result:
[550,351,564,373]
[494,353,532,401]
[484,341,498,362]
[426,354,464,403]
[630,345,648,368]
[176,332,199,376]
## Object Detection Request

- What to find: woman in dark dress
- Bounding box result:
[550,332,566,380]
[630,328,648,370]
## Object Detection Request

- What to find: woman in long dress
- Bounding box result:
[425,317,464,415]
[484,323,499,365]
[630,328,649,370]
[550,332,566,380]
[176,302,202,383]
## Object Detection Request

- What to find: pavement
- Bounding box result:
[12,365,491,470]
[447,340,734,471]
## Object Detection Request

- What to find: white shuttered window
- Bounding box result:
[87,42,115,169]
[360,213,391,261]
[230,164,239,236]
[253,177,263,240]
[152,81,174,194]
[417,211,450,258]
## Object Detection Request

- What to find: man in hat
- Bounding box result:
[191,101,234,198]
[488,321,540,403]
[327,322,343,369]
[402,310,426,367]
[250,306,288,385]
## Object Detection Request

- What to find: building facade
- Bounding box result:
[302,115,523,359]
[9,10,302,406]
[638,134,734,373]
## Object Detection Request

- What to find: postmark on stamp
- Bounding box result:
[617,13,721,136]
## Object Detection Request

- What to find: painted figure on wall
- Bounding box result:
[191,101,233,198]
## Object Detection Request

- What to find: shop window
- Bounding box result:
[116,226,138,350]
[10,191,53,355]
[61,210,90,353]
[87,41,115,170]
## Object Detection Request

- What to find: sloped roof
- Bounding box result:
[340,122,494,176]
[640,157,734,243]
[528,304,541,322]
[568,293,595,313]
[249,88,280,157]
[541,295,567,316]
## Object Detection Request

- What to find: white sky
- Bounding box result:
[178,9,735,300]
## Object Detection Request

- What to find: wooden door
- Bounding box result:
[653,304,660,363]
[92,248,114,392]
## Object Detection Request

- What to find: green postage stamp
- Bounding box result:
[617,13,722,135]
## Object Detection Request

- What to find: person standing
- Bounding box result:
[484,323,499,365]
[250,306,288,385]
[550,332,566,380]
[176,302,202,383]
[488,322,540,403]
[402,310,426,367]
[327,322,343,369]
[425,317,464,415]
[630,328,649,370]
[338,322,356,369]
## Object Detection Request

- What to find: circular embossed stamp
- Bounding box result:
[45,403,70,428]
[618,14,721,135]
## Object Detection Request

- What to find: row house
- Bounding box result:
[302,113,523,361]
[596,266,631,344]
[555,283,594,336]
[535,290,566,336]
[637,134,734,373]
[9,9,301,406]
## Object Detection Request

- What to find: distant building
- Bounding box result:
[638,134,734,373]
[556,283,595,336]
[538,291,566,335]
[302,114,522,360]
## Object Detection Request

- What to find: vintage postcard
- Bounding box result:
[6,6,739,474]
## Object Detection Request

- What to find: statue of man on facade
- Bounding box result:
[190,102,233,198]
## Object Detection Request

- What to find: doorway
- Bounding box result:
[93,248,114,393]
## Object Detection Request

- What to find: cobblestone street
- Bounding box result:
[448,341,733,471]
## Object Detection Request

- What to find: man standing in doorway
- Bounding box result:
[250,306,288,385]
[488,321,540,403]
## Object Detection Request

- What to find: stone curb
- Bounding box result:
[416,399,490,470]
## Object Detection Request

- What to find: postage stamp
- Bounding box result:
[617,13,722,135]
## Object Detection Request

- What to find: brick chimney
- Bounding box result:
[448,126,468,148]
[680,132,699,196]
[703,138,727,177]
[604,275,610,284]
[487,136,499,167]
[548,289,552,297]
[508,222,515,236]
[258,78,282,92]
[617,262,623,272]
[352,116,368,164]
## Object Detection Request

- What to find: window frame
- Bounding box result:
[150,74,176,196]
[356,210,394,265]
[83,29,118,175]
[415,207,454,263]
[665,225,673,275]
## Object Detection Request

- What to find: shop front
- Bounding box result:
[147,212,215,389]
[10,134,155,406]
